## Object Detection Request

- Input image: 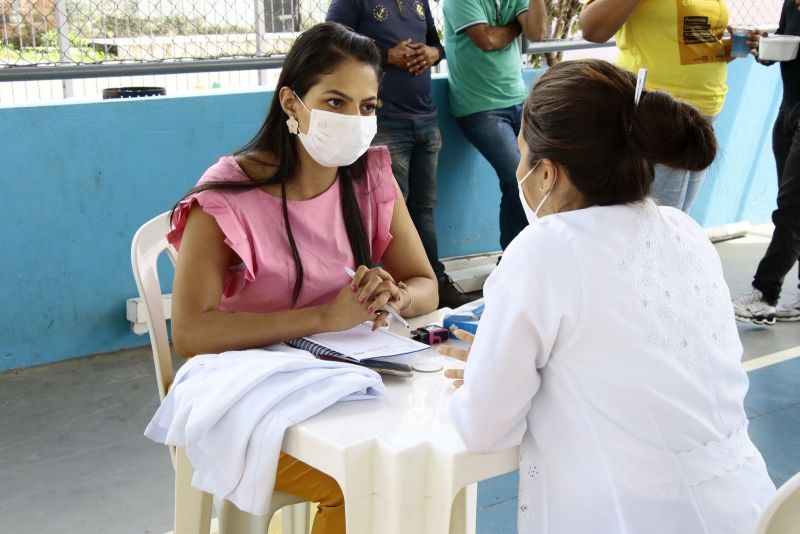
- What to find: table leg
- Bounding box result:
[448,484,477,534]
[343,493,374,533]
[400,483,478,534]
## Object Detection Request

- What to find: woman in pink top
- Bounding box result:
[168,23,438,534]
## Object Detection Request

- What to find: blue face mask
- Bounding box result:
[517,160,556,223]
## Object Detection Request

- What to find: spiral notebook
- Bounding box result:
[286,323,428,375]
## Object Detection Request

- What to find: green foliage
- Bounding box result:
[59,0,249,39]
[2,4,248,66]
[41,29,59,48]
[526,53,545,68]
[526,0,584,66]
[3,22,40,48]
[0,44,109,64]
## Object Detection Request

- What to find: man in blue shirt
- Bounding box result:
[444,0,546,249]
[327,0,472,307]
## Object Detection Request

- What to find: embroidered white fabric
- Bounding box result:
[618,206,729,371]
[450,201,776,534]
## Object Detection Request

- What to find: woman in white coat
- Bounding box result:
[443,59,775,533]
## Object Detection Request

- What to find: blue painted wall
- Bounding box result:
[0,59,782,371]
[692,57,783,226]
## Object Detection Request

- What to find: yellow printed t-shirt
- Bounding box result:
[590,0,730,116]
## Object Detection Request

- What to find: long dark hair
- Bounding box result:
[522,59,717,206]
[172,23,381,306]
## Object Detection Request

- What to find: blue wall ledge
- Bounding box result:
[0,58,782,371]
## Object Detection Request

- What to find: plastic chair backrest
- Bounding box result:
[754,471,800,534]
[131,212,178,402]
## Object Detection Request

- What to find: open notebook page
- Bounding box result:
[307,323,428,361]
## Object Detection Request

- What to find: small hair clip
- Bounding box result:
[634,68,647,107]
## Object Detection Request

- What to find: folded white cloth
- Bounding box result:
[145,348,385,515]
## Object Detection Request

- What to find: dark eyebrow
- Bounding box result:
[321,90,353,101]
[321,89,378,102]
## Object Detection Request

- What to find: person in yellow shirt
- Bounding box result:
[580,0,733,213]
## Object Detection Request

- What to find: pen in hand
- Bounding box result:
[344,266,411,329]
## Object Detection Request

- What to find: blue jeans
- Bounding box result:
[456,105,528,249]
[373,116,446,280]
[650,164,709,213]
[650,116,716,213]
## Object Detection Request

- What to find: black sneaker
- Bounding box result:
[438,275,473,309]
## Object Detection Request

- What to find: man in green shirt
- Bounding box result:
[444,0,546,249]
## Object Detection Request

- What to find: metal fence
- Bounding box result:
[0,0,785,104]
[729,0,782,26]
[0,0,312,65]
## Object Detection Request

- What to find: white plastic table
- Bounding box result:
[281,309,519,534]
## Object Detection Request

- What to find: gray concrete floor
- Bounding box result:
[0,346,175,534]
[2,227,799,534]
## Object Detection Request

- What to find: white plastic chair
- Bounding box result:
[754,471,800,534]
[131,211,310,534]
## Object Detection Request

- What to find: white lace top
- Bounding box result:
[449,200,775,534]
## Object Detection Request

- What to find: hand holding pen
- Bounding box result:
[345,266,411,329]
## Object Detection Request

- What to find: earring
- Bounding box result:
[286,115,299,135]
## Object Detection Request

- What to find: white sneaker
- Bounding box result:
[732,288,776,325]
[776,294,800,322]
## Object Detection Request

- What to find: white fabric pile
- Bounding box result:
[145,348,385,515]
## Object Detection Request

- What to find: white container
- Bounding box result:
[759,35,800,61]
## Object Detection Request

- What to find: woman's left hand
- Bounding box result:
[350,265,408,329]
[438,327,474,388]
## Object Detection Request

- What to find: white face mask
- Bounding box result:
[294,94,377,168]
[517,160,556,224]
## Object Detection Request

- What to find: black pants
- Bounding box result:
[753,101,800,304]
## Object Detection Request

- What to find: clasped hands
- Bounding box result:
[323,265,410,332]
[388,38,440,76]
[327,264,472,387]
